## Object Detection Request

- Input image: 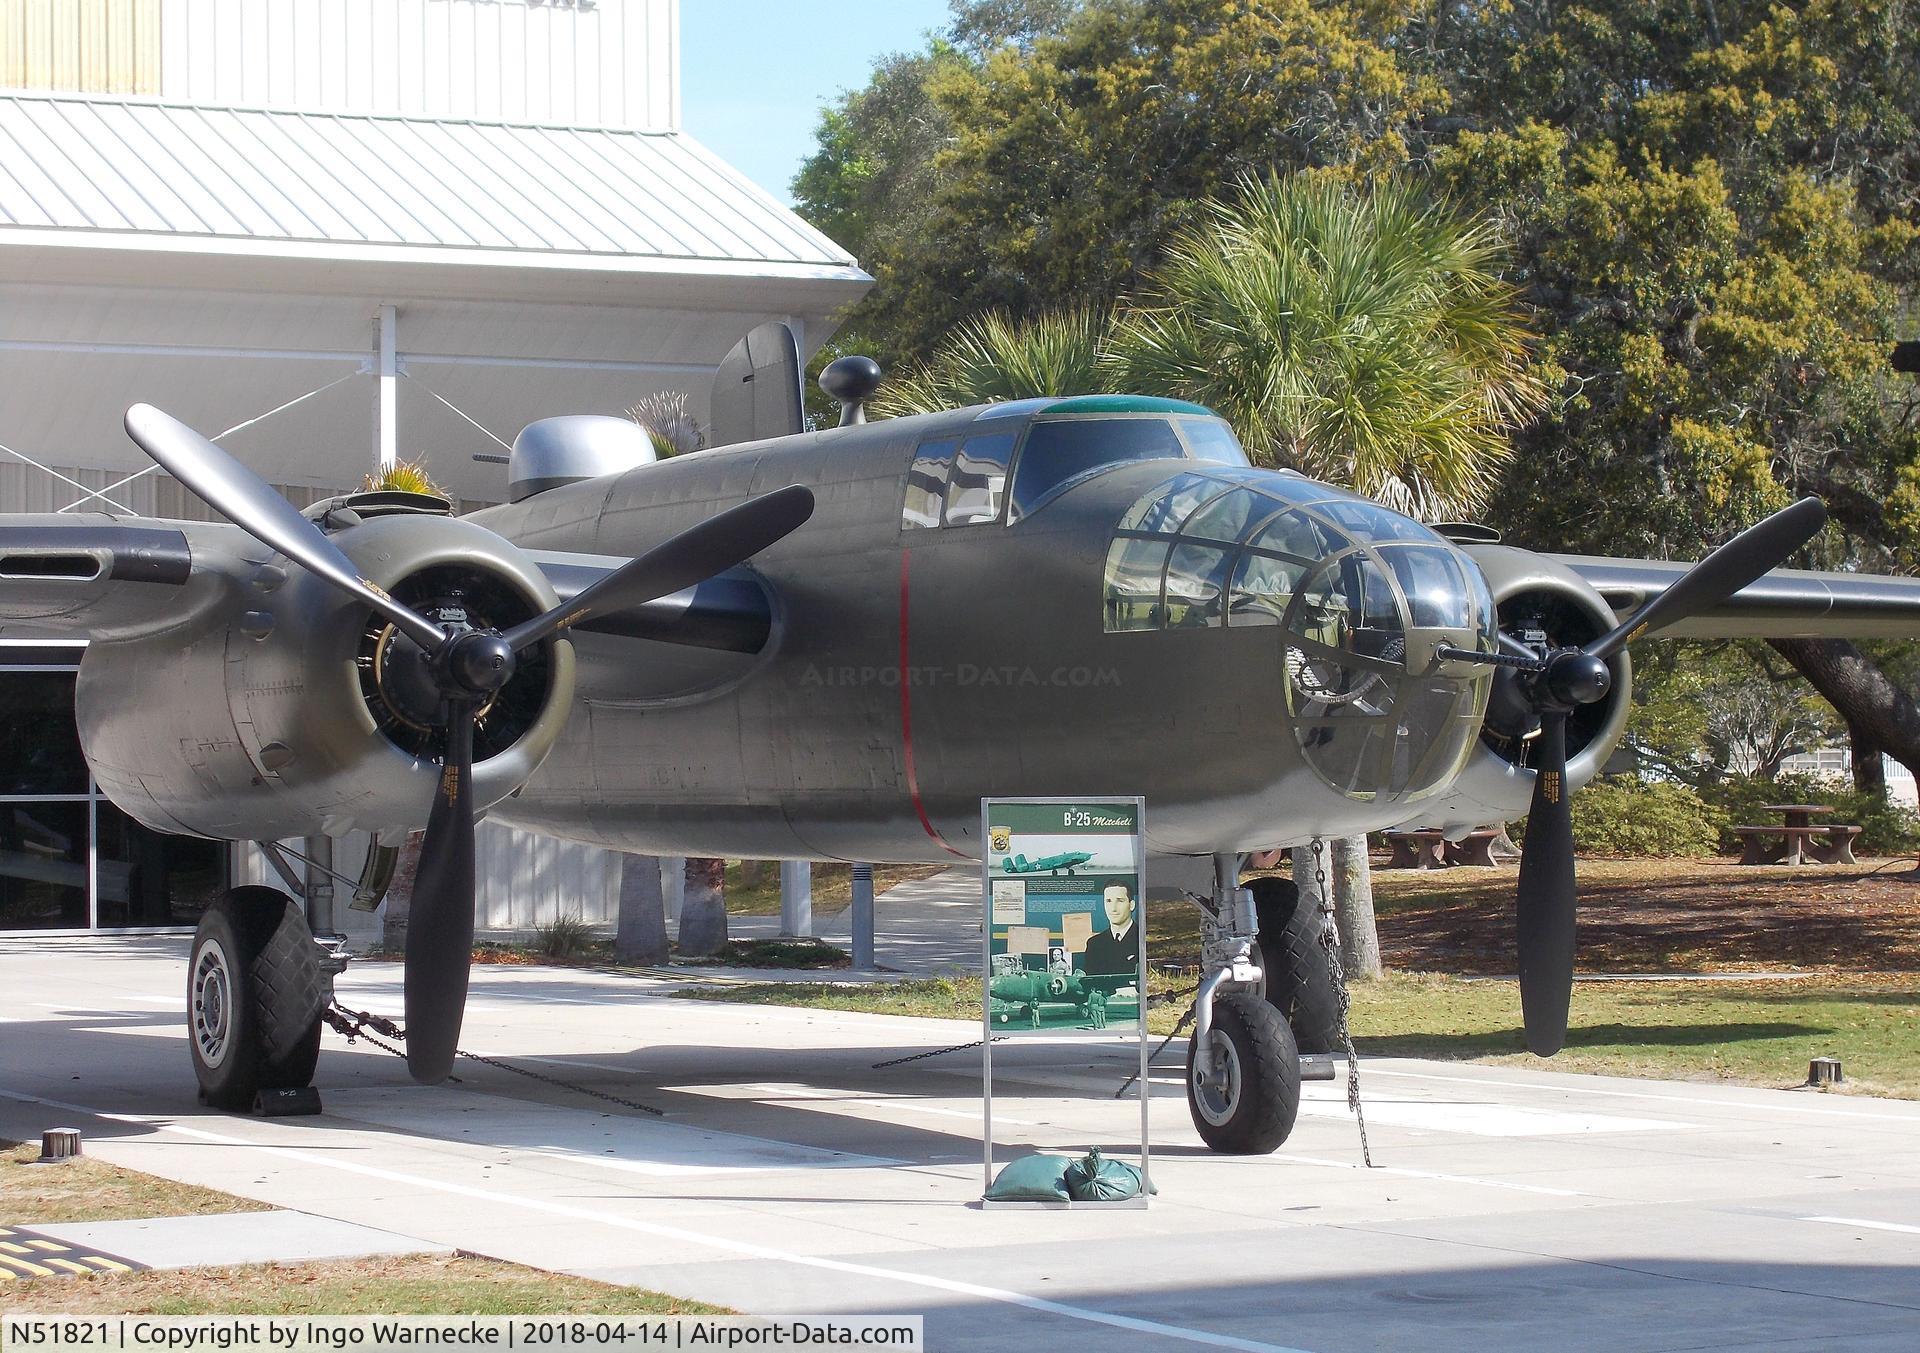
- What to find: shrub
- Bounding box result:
[1696,774,1920,855]
[1565,778,1724,857]
[532,912,598,959]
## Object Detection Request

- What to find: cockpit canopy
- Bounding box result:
[901,398,1248,530]
[1105,467,1498,803]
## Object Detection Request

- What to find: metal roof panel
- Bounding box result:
[0,93,858,269]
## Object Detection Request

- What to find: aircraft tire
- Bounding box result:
[1248,875,1343,1054]
[1186,991,1300,1153]
[188,888,324,1111]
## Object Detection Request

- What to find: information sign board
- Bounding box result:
[980,797,1149,1202]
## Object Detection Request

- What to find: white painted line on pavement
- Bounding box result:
[1274,1154,1586,1198]
[1802,1216,1920,1236]
[0,1088,1316,1353]
[1361,1067,1920,1123]
[34,998,175,1010]
[730,1081,1040,1126]
[1296,1086,1686,1137]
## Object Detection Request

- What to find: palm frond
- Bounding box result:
[1107,172,1545,518]
[875,306,1114,416]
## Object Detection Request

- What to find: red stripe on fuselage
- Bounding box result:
[899,548,969,859]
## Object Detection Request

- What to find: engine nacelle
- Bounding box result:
[1405,545,1632,836]
[77,515,576,841]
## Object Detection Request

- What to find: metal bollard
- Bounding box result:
[780,860,814,938]
[1808,1056,1844,1087]
[850,862,875,969]
[36,1128,82,1163]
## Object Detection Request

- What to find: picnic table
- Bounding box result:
[1383,828,1506,870]
[1732,803,1862,865]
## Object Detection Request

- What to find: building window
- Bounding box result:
[0,642,225,932]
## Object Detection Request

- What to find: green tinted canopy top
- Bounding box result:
[972,394,1220,421]
[1040,395,1217,416]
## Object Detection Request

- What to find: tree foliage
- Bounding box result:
[798,0,1918,553]
[875,305,1109,415]
[798,0,1446,367]
[1626,641,1837,785]
[879,176,1545,518]
[1108,174,1544,518]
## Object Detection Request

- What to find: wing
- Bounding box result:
[0,513,250,639]
[527,551,771,653]
[1554,555,1920,640]
[0,509,777,654]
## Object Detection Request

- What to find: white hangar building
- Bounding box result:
[0,0,870,936]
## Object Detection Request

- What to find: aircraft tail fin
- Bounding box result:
[709,322,804,449]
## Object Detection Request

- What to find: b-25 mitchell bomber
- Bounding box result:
[5,325,1918,1154]
[1001,850,1097,875]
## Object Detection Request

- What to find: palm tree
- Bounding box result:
[876,306,1110,416]
[1107,173,1546,521]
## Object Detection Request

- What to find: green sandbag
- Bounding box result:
[1063,1148,1155,1202]
[984,1152,1074,1202]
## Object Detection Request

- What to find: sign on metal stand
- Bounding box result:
[980,797,1149,1206]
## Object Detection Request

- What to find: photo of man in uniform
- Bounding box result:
[1082,884,1140,975]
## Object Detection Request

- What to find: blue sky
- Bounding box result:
[680,0,954,205]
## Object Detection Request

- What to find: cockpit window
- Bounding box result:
[1180,417,1251,465]
[905,413,1255,532]
[1010,418,1185,520]
[902,440,954,529]
[1117,473,1223,534]
[944,432,1016,526]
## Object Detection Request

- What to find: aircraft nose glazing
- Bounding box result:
[1100,466,1498,802]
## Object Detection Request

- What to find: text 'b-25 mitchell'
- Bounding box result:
[5,323,1918,1154]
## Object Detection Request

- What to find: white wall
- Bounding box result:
[240,821,623,949]
[161,0,678,129]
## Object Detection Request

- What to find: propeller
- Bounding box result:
[1441,497,1827,1055]
[124,404,815,1082]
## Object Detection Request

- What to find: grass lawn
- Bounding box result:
[677,972,1920,1098]
[0,1255,723,1315]
[1,1143,720,1314]
[2,1140,268,1227]
[721,861,949,917]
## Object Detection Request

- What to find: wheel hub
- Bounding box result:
[192,939,233,1069]
[1191,1028,1243,1126]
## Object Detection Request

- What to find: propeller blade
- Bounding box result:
[1585,497,1827,661]
[1515,709,1576,1056]
[124,404,448,653]
[502,485,815,652]
[403,700,477,1083]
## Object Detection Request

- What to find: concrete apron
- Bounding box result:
[2,937,1918,1352]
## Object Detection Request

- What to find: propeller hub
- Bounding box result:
[444,631,517,696]
[1542,650,1611,709]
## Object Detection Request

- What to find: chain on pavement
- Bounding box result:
[323,1002,664,1117]
[1311,837,1375,1168]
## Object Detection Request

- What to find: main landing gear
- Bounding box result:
[188,886,328,1111]
[1185,854,1305,1153]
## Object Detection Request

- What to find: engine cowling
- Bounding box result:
[1405,545,1632,835]
[76,515,576,841]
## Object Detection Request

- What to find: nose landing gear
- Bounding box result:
[1184,854,1303,1153]
[1187,991,1301,1153]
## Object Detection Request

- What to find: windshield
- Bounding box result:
[1010,418,1186,520]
